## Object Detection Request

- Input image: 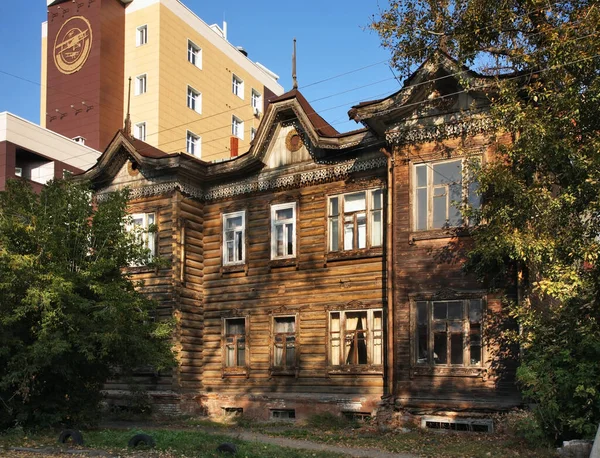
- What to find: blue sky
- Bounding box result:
[0,0,402,134]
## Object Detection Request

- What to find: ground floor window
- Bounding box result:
[329,309,383,366]
[415,298,483,366]
[273,316,296,368]
[224,318,246,367]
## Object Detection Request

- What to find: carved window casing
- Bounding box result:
[413,157,481,231]
[328,189,383,253]
[222,211,245,266]
[127,212,156,265]
[328,307,383,373]
[270,315,298,375]
[271,202,296,260]
[223,317,247,369]
[410,291,486,377]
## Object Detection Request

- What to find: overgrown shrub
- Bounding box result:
[0,180,175,430]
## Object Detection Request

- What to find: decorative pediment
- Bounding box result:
[349,51,497,144]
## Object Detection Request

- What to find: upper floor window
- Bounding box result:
[187,39,201,68]
[414,158,480,231]
[128,212,156,263]
[329,309,383,366]
[224,318,246,367]
[136,25,148,46]
[223,211,245,265]
[232,74,244,98]
[328,189,383,252]
[186,131,200,157]
[251,89,262,113]
[250,127,257,141]
[415,298,483,367]
[271,202,296,259]
[273,316,297,369]
[232,116,244,140]
[135,74,147,95]
[134,122,146,141]
[187,86,202,113]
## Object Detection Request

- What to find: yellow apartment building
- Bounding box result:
[41,0,284,161]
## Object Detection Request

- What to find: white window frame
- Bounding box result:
[186,131,201,157]
[223,211,245,265]
[231,115,244,140]
[270,202,297,260]
[223,317,247,368]
[128,212,156,261]
[135,74,147,96]
[328,188,383,252]
[250,127,257,141]
[272,315,297,370]
[413,298,484,368]
[136,25,148,46]
[187,86,202,114]
[329,309,383,367]
[134,122,146,141]
[187,39,202,69]
[232,74,244,99]
[413,157,481,231]
[251,89,262,112]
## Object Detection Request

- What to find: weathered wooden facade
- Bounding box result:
[80,52,520,421]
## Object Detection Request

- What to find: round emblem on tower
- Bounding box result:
[53,16,93,75]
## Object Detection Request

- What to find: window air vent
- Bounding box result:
[421,416,493,433]
[270,409,295,420]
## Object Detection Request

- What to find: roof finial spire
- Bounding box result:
[292,38,298,90]
[124,76,132,137]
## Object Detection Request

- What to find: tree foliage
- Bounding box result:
[0,179,174,429]
[372,0,600,440]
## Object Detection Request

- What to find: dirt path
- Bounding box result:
[207,427,417,458]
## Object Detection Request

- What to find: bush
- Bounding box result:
[0,180,175,430]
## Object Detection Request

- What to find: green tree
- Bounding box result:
[0,179,174,429]
[372,0,600,440]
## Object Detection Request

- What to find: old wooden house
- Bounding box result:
[80,52,520,422]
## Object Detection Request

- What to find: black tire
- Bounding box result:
[216,442,238,454]
[58,429,84,446]
[128,433,156,448]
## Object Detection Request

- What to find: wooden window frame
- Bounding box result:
[222,211,246,266]
[270,314,299,376]
[327,188,383,253]
[127,212,157,267]
[413,157,481,232]
[222,316,249,376]
[410,294,486,377]
[328,308,383,374]
[270,202,297,260]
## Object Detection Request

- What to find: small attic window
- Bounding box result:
[127,160,140,176]
[72,136,86,145]
[285,129,302,152]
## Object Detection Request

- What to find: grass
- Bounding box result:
[0,412,558,458]
[0,426,346,458]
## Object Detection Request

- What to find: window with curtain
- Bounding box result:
[273,316,296,368]
[224,318,246,367]
[329,309,383,367]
